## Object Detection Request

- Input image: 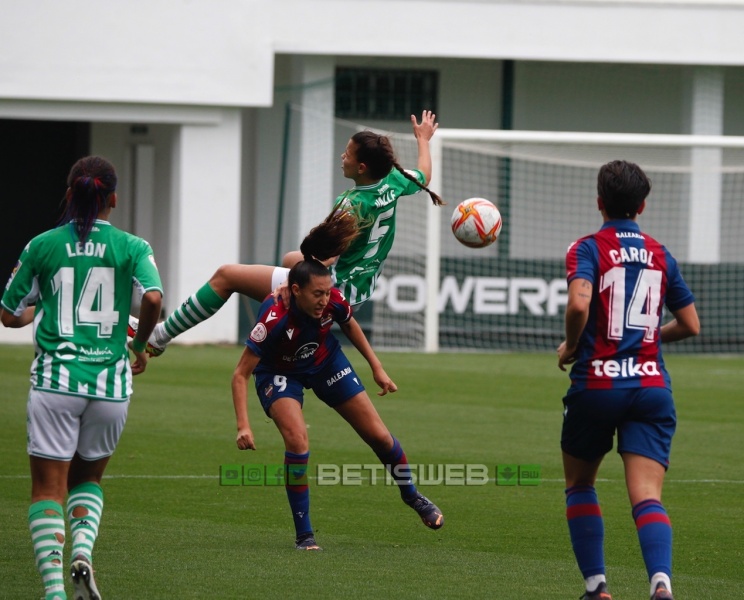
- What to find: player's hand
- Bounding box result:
[373,367,398,396]
[273,281,291,309]
[129,344,149,375]
[557,340,577,371]
[236,427,256,450]
[411,110,438,142]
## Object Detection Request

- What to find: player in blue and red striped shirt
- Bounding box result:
[230,230,443,551]
[557,160,700,600]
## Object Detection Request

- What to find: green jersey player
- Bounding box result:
[133,110,443,354]
[328,126,441,304]
[3,215,162,400]
[1,156,162,600]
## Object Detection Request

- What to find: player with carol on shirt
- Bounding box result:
[557,160,700,600]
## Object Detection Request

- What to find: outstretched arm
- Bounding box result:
[232,347,260,450]
[411,110,439,185]
[339,317,397,396]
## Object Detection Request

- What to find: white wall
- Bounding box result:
[0,0,273,106]
[4,1,744,114]
[268,0,744,66]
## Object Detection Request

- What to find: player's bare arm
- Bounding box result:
[0,305,35,328]
[339,318,397,396]
[411,110,438,184]
[558,278,592,371]
[660,302,700,343]
[232,347,260,450]
[129,290,162,375]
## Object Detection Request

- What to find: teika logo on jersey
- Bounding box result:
[591,358,661,378]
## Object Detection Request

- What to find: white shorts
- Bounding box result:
[27,389,129,461]
[271,267,290,290]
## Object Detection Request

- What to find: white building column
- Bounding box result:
[686,67,724,264]
[290,56,335,247]
[169,108,243,343]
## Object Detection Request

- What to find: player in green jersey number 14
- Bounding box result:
[130,110,444,356]
[1,156,163,600]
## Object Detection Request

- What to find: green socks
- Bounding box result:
[29,500,66,599]
[67,481,104,564]
[161,282,227,341]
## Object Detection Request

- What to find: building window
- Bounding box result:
[335,68,438,120]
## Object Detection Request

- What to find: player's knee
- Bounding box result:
[364,429,393,454]
[282,429,309,455]
[281,251,302,269]
[209,264,242,295]
[210,264,232,284]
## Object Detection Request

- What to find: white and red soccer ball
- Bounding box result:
[450,198,502,248]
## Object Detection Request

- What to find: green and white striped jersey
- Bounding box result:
[331,168,425,306]
[2,220,163,401]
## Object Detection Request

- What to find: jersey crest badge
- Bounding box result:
[250,323,267,343]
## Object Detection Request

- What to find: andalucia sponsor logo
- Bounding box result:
[79,346,115,363]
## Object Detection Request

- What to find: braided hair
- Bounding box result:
[59,156,118,243]
[351,131,444,206]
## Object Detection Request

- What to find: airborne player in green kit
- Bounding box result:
[310,111,444,305]
[131,110,443,354]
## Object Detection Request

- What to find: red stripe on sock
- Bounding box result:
[287,484,309,493]
[635,512,671,530]
[566,503,602,519]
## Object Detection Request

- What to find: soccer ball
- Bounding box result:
[450,198,502,248]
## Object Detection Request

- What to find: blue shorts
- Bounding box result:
[254,351,365,417]
[561,387,676,469]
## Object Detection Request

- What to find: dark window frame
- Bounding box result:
[335,67,438,120]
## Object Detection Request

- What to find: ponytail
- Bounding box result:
[393,161,445,206]
[300,207,360,262]
[289,207,360,289]
[59,156,117,243]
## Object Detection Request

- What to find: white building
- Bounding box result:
[2,0,744,344]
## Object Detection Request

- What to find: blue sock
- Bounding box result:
[566,485,605,578]
[633,499,672,579]
[284,451,312,538]
[375,436,416,500]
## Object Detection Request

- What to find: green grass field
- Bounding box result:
[0,344,742,599]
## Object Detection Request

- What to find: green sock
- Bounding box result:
[67,482,104,564]
[29,500,67,599]
[162,282,227,340]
